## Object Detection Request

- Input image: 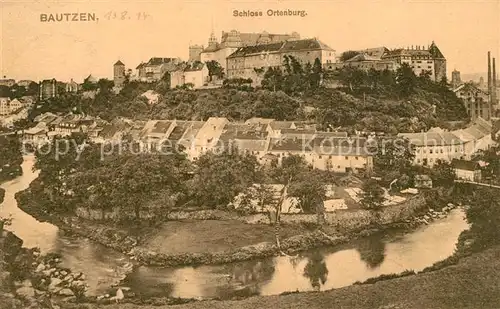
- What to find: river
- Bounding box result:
[1,156,470,300]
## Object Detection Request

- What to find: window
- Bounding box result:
[318,155,322,159]
[345,156,348,160]
[329,155,332,159]
[440,149,443,153]
[355,156,359,160]
[429,149,433,154]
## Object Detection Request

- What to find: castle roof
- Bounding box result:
[429,41,445,59]
[227,38,334,59]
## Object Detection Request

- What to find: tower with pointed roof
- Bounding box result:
[113,60,126,88]
[429,41,446,82]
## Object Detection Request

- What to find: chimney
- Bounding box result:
[488,51,492,95]
[493,57,497,105]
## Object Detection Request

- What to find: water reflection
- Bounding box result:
[355,234,386,269]
[124,209,469,299]
[302,251,328,291]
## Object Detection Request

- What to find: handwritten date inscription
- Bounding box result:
[104,11,150,21]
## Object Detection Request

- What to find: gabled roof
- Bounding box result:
[429,41,445,59]
[114,60,125,66]
[398,132,463,146]
[150,120,173,134]
[345,53,381,62]
[356,47,389,59]
[453,83,488,95]
[146,58,177,66]
[227,38,334,59]
[268,138,307,152]
[269,121,296,130]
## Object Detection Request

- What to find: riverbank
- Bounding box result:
[16,186,458,270]
[59,243,500,309]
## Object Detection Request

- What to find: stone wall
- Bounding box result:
[244,195,427,230]
[74,195,427,232]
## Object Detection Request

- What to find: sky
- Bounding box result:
[1,0,499,83]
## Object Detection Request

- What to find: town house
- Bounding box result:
[452,159,482,182]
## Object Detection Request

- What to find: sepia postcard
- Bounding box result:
[1,0,499,308]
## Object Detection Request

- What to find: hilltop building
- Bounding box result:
[381,41,446,81]
[0,77,16,87]
[39,79,58,100]
[113,60,126,88]
[135,57,182,82]
[226,38,336,86]
[199,30,301,74]
[65,79,79,93]
[451,69,461,89]
[170,62,209,89]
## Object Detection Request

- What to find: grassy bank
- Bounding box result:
[60,244,500,309]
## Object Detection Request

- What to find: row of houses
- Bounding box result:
[22,114,373,174]
[398,117,494,167]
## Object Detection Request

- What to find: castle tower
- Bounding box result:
[189,45,204,62]
[429,41,446,81]
[451,69,461,89]
[113,60,125,88]
[208,31,218,49]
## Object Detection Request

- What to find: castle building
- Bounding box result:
[113,60,126,88]
[39,79,58,100]
[381,41,446,81]
[199,30,301,74]
[226,38,336,86]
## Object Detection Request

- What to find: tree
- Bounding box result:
[340,50,360,62]
[191,147,259,209]
[396,63,417,97]
[372,137,415,174]
[431,160,456,187]
[288,171,326,213]
[206,60,224,81]
[359,179,386,211]
[466,188,500,250]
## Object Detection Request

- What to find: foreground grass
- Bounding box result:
[63,245,500,309]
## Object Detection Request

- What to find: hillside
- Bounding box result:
[31,64,469,134]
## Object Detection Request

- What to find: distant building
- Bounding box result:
[39,79,58,100]
[226,38,336,86]
[199,30,301,74]
[453,83,490,121]
[381,41,446,81]
[451,69,461,89]
[452,159,481,182]
[113,60,126,88]
[0,77,16,87]
[135,57,182,82]
[326,52,399,72]
[189,45,204,62]
[170,62,209,89]
[65,79,79,93]
[17,80,36,88]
